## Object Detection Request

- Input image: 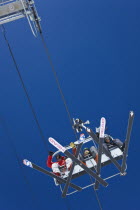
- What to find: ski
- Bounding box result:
[49,137,108,187]
[23,159,82,191]
[85,128,122,171]
[94,117,106,190]
[121,111,134,175]
[62,142,83,197]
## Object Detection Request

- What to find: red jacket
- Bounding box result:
[46,155,66,168]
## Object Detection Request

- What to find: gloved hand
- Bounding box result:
[49,151,54,156]
[70,142,76,148]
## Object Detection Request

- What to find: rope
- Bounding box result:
[94,190,103,210]
[1,24,73,209]
[88,158,102,209]
[1,25,48,151]
[63,198,71,210]
[39,32,78,141]
[89,176,103,210]
[0,117,39,209]
[59,185,71,210]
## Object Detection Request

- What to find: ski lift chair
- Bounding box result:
[53,136,123,186]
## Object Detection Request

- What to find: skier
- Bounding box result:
[70,142,98,163]
[95,127,125,152]
[46,152,72,176]
[83,147,98,162]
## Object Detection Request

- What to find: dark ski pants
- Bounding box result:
[113,139,123,148]
[103,139,123,155]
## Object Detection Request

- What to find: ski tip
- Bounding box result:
[23,159,28,165]
[23,159,33,168]
[49,137,66,153]
[48,137,53,142]
[100,117,106,138]
[130,111,134,117]
[100,117,106,125]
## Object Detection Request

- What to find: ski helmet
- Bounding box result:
[83,147,89,151]
[55,154,62,160]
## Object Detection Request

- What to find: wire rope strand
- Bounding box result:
[59,185,71,210]
[0,117,39,209]
[94,190,103,210]
[40,33,78,141]
[63,197,71,210]
[89,176,103,210]
[1,25,48,151]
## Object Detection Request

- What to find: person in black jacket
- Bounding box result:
[95,127,125,152]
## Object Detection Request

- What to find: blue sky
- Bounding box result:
[0,0,140,209]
